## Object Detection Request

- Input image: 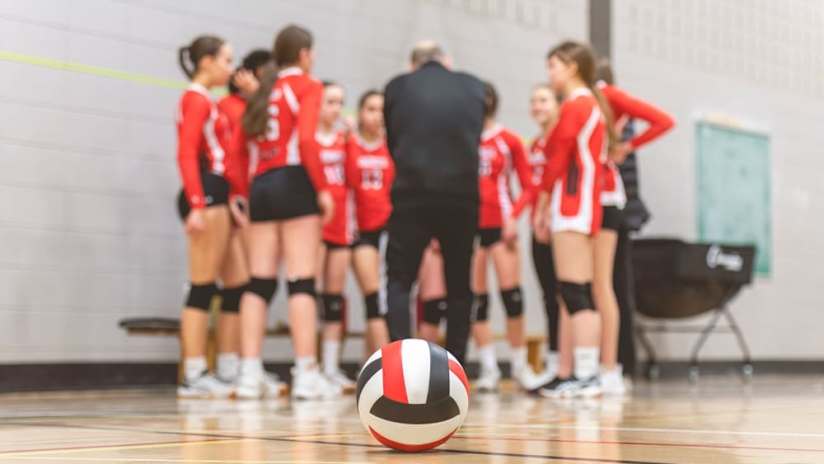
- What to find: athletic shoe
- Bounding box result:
[177,372,234,399]
[263,372,289,398]
[474,364,501,392]
[538,377,581,399]
[600,366,627,396]
[575,376,602,398]
[325,369,357,393]
[514,365,555,392]
[236,370,288,399]
[291,368,343,400]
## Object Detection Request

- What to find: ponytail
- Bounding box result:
[177,35,225,80]
[242,64,278,137]
[590,83,617,152]
[178,46,194,79]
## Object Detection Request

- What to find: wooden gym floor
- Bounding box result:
[1,374,823,463]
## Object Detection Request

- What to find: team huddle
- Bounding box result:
[174,23,673,401]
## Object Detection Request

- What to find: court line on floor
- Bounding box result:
[6,457,366,464]
[0,420,672,464]
[0,437,243,456]
[505,423,824,439]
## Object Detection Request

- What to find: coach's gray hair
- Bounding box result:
[410,40,445,68]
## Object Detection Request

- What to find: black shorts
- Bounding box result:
[324,240,350,251]
[249,166,319,222]
[352,229,385,249]
[476,227,502,248]
[601,206,624,231]
[177,172,229,220]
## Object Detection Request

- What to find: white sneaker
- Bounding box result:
[291,368,342,400]
[514,365,555,392]
[575,376,602,398]
[263,372,289,398]
[538,377,581,399]
[600,366,627,396]
[235,370,264,400]
[474,364,501,392]
[325,369,356,393]
[177,372,234,399]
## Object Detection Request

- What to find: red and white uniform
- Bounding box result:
[477,125,531,229]
[345,134,395,232]
[218,93,246,136]
[227,67,327,198]
[541,88,607,235]
[511,133,548,219]
[319,130,354,245]
[176,83,231,209]
[598,81,675,208]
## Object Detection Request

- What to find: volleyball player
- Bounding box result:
[594,59,674,395]
[175,35,239,398]
[346,90,393,355]
[228,24,340,400]
[469,82,547,392]
[534,41,615,398]
[218,49,272,132]
[315,82,356,391]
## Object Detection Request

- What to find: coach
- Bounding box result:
[382,41,485,364]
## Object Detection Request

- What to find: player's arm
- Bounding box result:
[606,85,674,150]
[297,81,329,192]
[177,93,210,209]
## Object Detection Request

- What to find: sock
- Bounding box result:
[546,351,560,374]
[184,356,207,382]
[216,352,239,381]
[510,346,527,375]
[322,340,340,375]
[478,345,498,372]
[295,356,316,373]
[574,347,600,380]
[240,357,264,378]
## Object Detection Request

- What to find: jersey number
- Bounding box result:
[361,169,383,190]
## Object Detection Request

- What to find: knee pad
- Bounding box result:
[364,292,382,320]
[185,282,218,311]
[559,282,594,315]
[471,293,489,322]
[321,293,345,322]
[421,297,447,324]
[500,287,524,318]
[219,284,247,313]
[248,277,278,305]
[287,277,316,297]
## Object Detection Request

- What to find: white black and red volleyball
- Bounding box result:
[356,339,470,452]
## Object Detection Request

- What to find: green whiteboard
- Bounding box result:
[696,122,771,276]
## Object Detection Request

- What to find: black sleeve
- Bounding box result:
[383,76,400,156]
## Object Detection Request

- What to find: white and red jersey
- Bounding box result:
[477,125,531,229]
[218,93,246,137]
[227,67,327,198]
[318,130,354,245]
[176,83,231,209]
[345,134,395,232]
[510,132,549,219]
[541,88,606,235]
[598,81,674,208]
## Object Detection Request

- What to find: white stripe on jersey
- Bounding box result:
[282,83,299,115]
[494,137,513,220]
[203,106,225,175]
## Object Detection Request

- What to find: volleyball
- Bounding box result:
[356,339,470,452]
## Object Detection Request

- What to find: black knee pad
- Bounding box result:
[185,282,218,311]
[500,287,524,318]
[472,293,489,322]
[321,293,345,322]
[248,277,278,305]
[364,292,382,320]
[287,277,316,297]
[421,297,447,325]
[219,283,247,313]
[559,282,594,315]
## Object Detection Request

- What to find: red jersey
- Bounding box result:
[541,88,606,235]
[227,67,327,198]
[511,133,548,219]
[318,130,354,245]
[345,134,395,232]
[176,83,231,209]
[598,82,674,207]
[218,93,246,135]
[477,125,531,229]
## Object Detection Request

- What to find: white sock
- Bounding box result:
[295,356,316,373]
[574,347,600,380]
[240,357,264,377]
[478,345,498,371]
[601,364,623,378]
[510,346,527,375]
[184,356,207,381]
[217,352,239,380]
[546,351,560,373]
[322,340,340,375]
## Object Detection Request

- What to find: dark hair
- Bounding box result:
[595,57,615,85]
[178,35,225,80]
[273,24,313,67]
[483,81,499,118]
[548,40,616,150]
[241,63,277,137]
[228,49,272,95]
